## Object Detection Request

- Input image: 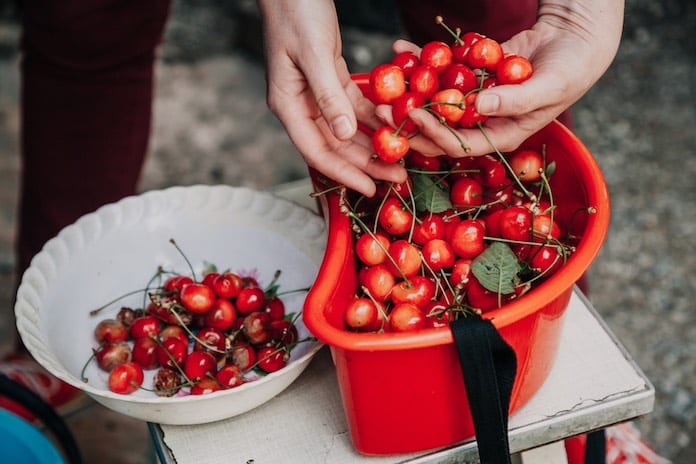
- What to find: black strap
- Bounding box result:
[584,429,606,464]
[0,372,83,464]
[450,316,517,464]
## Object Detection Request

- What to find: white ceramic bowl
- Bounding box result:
[15,185,326,425]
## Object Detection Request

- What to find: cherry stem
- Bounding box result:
[90,288,152,316]
[169,238,198,282]
[435,16,463,45]
[163,302,228,355]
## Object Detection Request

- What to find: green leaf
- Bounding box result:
[412,173,452,213]
[471,242,521,294]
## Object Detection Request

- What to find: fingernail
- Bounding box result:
[476,94,500,115]
[331,115,353,140]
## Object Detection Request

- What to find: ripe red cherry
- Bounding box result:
[389,303,426,332]
[355,231,391,266]
[450,177,483,208]
[159,324,188,347]
[230,342,256,371]
[424,300,452,328]
[180,283,216,314]
[236,286,266,315]
[156,336,188,369]
[369,63,406,104]
[204,298,237,330]
[408,65,439,99]
[474,154,507,187]
[256,346,288,373]
[375,177,414,199]
[372,125,410,163]
[449,219,486,258]
[412,212,446,245]
[498,205,533,241]
[377,197,413,236]
[449,258,473,288]
[391,51,419,78]
[458,93,488,128]
[496,54,533,85]
[529,245,563,276]
[406,150,441,172]
[419,41,453,72]
[430,88,465,126]
[392,92,425,135]
[216,364,245,389]
[509,149,543,182]
[359,264,396,302]
[421,238,456,272]
[131,336,160,370]
[451,31,483,63]
[194,326,226,355]
[532,214,561,242]
[108,361,144,394]
[467,276,504,312]
[212,272,243,299]
[390,275,436,309]
[386,240,422,278]
[439,63,478,95]
[467,37,504,71]
[163,275,193,293]
[200,271,219,288]
[94,318,129,344]
[190,377,223,395]
[344,297,379,330]
[265,296,285,321]
[184,350,217,381]
[129,315,160,340]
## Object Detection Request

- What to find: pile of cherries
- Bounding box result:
[369,17,533,162]
[340,23,587,333]
[87,262,305,396]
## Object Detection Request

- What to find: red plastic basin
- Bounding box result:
[303,74,610,455]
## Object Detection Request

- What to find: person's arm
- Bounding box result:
[383,0,625,157]
[256,0,407,197]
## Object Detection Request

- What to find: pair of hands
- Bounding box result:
[257,0,624,198]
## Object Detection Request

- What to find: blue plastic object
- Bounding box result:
[0,409,65,463]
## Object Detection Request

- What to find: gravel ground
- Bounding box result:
[1,1,694,462]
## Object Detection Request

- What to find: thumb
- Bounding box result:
[475,78,561,117]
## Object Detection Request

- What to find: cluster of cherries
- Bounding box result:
[88,264,304,395]
[339,24,583,332]
[369,17,533,163]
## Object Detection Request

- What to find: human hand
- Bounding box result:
[376,0,625,157]
[257,0,407,197]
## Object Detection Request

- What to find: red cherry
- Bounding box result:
[129,315,160,340]
[412,212,446,246]
[422,238,456,272]
[467,37,504,71]
[265,296,286,321]
[194,326,226,355]
[355,231,391,266]
[242,311,272,345]
[458,93,488,128]
[496,54,533,85]
[359,264,396,302]
[408,65,439,99]
[94,341,132,372]
[391,92,425,135]
[391,51,420,78]
[256,346,288,373]
[389,303,426,332]
[390,275,436,309]
[439,63,478,95]
[450,177,483,208]
[236,286,266,315]
[212,272,243,299]
[180,283,215,314]
[451,31,483,63]
[449,258,473,288]
[204,298,237,330]
[230,342,256,371]
[94,318,129,344]
[405,150,441,172]
[190,377,223,395]
[430,88,465,126]
[184,350,217,381]
[467,276,504,312]
[529,245,564,276]
[369,63,406,104]
[386,240,422,278]
[268,319,298,345]
[159,324,189,347]
[532,214,561,242]
[216,364,245,389]
[156,336,188,369]
[108,361,144,394]
[419,41,453,72]
[163,275,193,293]
[449,219,486,258]
[498,205,533,242]
[131,336,160,370]
[372,125,410,163]
[200,271,220,288]
[509,149,543,182]
[344,297,379,330]
[377,197,413,236]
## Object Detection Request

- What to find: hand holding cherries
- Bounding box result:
[368,17,533,163]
